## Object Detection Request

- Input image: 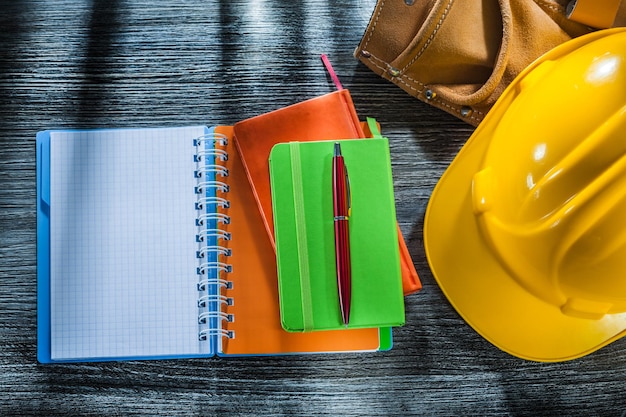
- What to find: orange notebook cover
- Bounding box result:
[215,126,386,355]
[232,90,421,294]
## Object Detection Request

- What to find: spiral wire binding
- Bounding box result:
[196,228,231,243]
[194,132,228,147]
[195,180,230,194]
[198,328,234,341]
[198,311,234,325]
[196,244,232,258]
[194,164,229,179]
[197,277,232,292]
[197,294,233,308]
[194,131,234,342]
[196,212,231,226]
[197,261,232,276]
[195,196,230,210]
[195,148,229,163]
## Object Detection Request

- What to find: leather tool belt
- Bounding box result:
[354,0,622,126]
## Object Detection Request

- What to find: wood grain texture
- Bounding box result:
[1,0,625,415]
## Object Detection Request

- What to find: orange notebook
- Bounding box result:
[233,90,421,294]
[215,126,387,355]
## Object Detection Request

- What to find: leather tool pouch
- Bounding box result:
[354,0,592,126]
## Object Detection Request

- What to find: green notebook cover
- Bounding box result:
[269,136,405,332]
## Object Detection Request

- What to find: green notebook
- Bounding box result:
[269,132,405,332]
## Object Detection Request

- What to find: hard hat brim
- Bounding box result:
[424,28,626,362]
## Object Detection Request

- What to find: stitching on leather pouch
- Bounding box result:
[366,53,425,95]
[400,0,454,73]
[398,73,426,91]
[440,102,484,123]
[367,53,426,88]
[365,52,485,124]
[365,52,392,73]
[395,75,422,94]
[362,0,385,50]
[420,93,485,123]
[533,0,564,14]
[397,73,485,123]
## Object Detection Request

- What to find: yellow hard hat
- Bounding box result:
[424,28,626,362]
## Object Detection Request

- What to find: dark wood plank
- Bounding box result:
[1,0,626,415]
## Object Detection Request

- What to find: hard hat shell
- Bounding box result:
[424,28,626,362]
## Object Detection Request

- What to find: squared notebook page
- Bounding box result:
[49,126,207,360]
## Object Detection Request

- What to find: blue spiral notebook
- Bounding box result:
[36,125,390,363]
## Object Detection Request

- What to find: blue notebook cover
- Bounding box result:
[36,126,227,363]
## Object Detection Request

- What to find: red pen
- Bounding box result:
[332,142,351,325]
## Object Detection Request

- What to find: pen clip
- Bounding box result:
[345,167,351,218]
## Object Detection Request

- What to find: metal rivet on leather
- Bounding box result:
[425,89,436,100]
[387,67,400,77]
[360,50,371,58]
[404,0,416,5]
[460,106,473,117]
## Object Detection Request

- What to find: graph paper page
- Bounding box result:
[49,126,208,360]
